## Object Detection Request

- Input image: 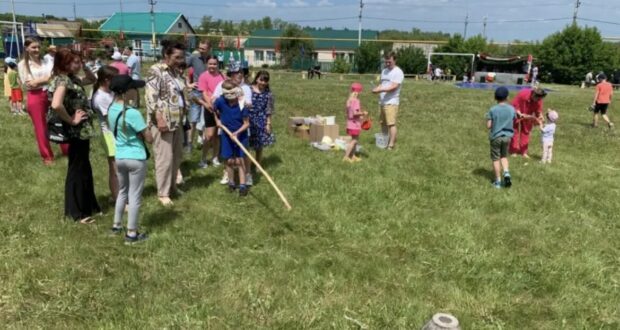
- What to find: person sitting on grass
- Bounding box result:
[592,73,614,128]
[214,81,250,196]
[537,110,558,164]
[485,86,516,189]
[343,82,367,162]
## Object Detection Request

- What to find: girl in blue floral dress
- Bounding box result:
[246,71,275,184]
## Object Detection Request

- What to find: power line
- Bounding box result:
[579,17,620,26]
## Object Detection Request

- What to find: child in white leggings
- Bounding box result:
[539,110,558,164]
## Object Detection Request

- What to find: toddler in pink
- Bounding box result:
[344,82,367,162]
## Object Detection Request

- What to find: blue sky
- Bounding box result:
[5,0,620,42]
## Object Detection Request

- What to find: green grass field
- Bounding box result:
[1,73,620,329]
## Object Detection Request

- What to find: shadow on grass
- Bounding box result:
[260,154,283,170]
[183,173,217,191]
[143,207,181,229]
[472,167,494,182]
[248,190,285,221]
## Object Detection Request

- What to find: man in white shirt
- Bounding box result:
[124,46,142,107]
[372,52,404,150]
[43,45,56,65]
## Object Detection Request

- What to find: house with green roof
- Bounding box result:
[244,29,378,69]
[99,12,196,58]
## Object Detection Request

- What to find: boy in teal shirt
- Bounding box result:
[485,87,516,188]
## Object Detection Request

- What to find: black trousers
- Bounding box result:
[65,139,100,220]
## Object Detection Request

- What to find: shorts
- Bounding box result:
[490,136,511,161]
[347,128,361,137]
[11,88,22,102]
[101,131,116,157]
[203,108,217,128]
[594,103,609,115]
[188,90,203,123]
[220,131,248,159]
[380,104,399,126]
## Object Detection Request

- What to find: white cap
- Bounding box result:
[4,57,16,64]
[111,51,122,61]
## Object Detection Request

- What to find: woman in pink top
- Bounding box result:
[110,51,130,75]
[344,82,367,163]
[196,55,225,167]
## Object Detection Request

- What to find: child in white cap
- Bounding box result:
[538,110,559,164]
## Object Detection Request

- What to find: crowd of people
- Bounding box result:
[5,39,275,244]
[4,37,615,240]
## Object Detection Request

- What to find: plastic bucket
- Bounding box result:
[375,133,388,149]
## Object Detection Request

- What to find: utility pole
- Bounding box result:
[463,13,469,39]
[149,0,157,59]
[572,0,581,25]
[358,0,363,46]
[10,0,19,58]
[73,2,77,21]
[119,0,124,32]
[483,15,487,39]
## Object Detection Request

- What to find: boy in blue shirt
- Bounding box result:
[214,81,250,196]
[485,87,516,188]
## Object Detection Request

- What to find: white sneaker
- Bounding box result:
[211,157,221,167]
[197,134,204,146]
[219,171,229,185]
[246,173,253,186]
[198,160,209,169]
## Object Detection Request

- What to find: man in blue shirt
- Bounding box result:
[485,86,516,189]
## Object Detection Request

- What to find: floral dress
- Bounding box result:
[249,88,275,150]
[47,74,97,140]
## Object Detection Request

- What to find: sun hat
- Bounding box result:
[110,75,146,94]
[494,86,509,100]
[111,51,123,61]
[351,82,363,93]
[547,110,559,122]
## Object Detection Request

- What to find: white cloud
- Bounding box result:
[240,0,277,7]
[317,0,333,6]
[283,0,309,7]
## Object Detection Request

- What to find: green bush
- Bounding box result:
[331,58,351,74]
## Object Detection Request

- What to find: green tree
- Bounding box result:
[331,57,351,73]
[395,46,427,74]
[280,25,314,68]
[538,24,620,84]
[354,41,382,74]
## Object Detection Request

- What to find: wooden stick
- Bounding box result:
[219,125,292,210]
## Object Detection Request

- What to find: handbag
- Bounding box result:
[361,115,372,131]
[114,107,151,160]
[47,111,70,143]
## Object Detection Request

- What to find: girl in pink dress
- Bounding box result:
[344,82,367,162]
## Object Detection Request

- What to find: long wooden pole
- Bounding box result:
[219,125,292,210]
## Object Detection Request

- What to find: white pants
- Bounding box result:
[542,141,553,163]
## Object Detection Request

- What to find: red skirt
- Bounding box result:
[11,88,23,102]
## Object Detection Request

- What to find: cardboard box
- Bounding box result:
[292,125,310,140]
[309,124,339,142]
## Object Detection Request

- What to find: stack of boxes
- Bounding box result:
[288,116,339,143]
